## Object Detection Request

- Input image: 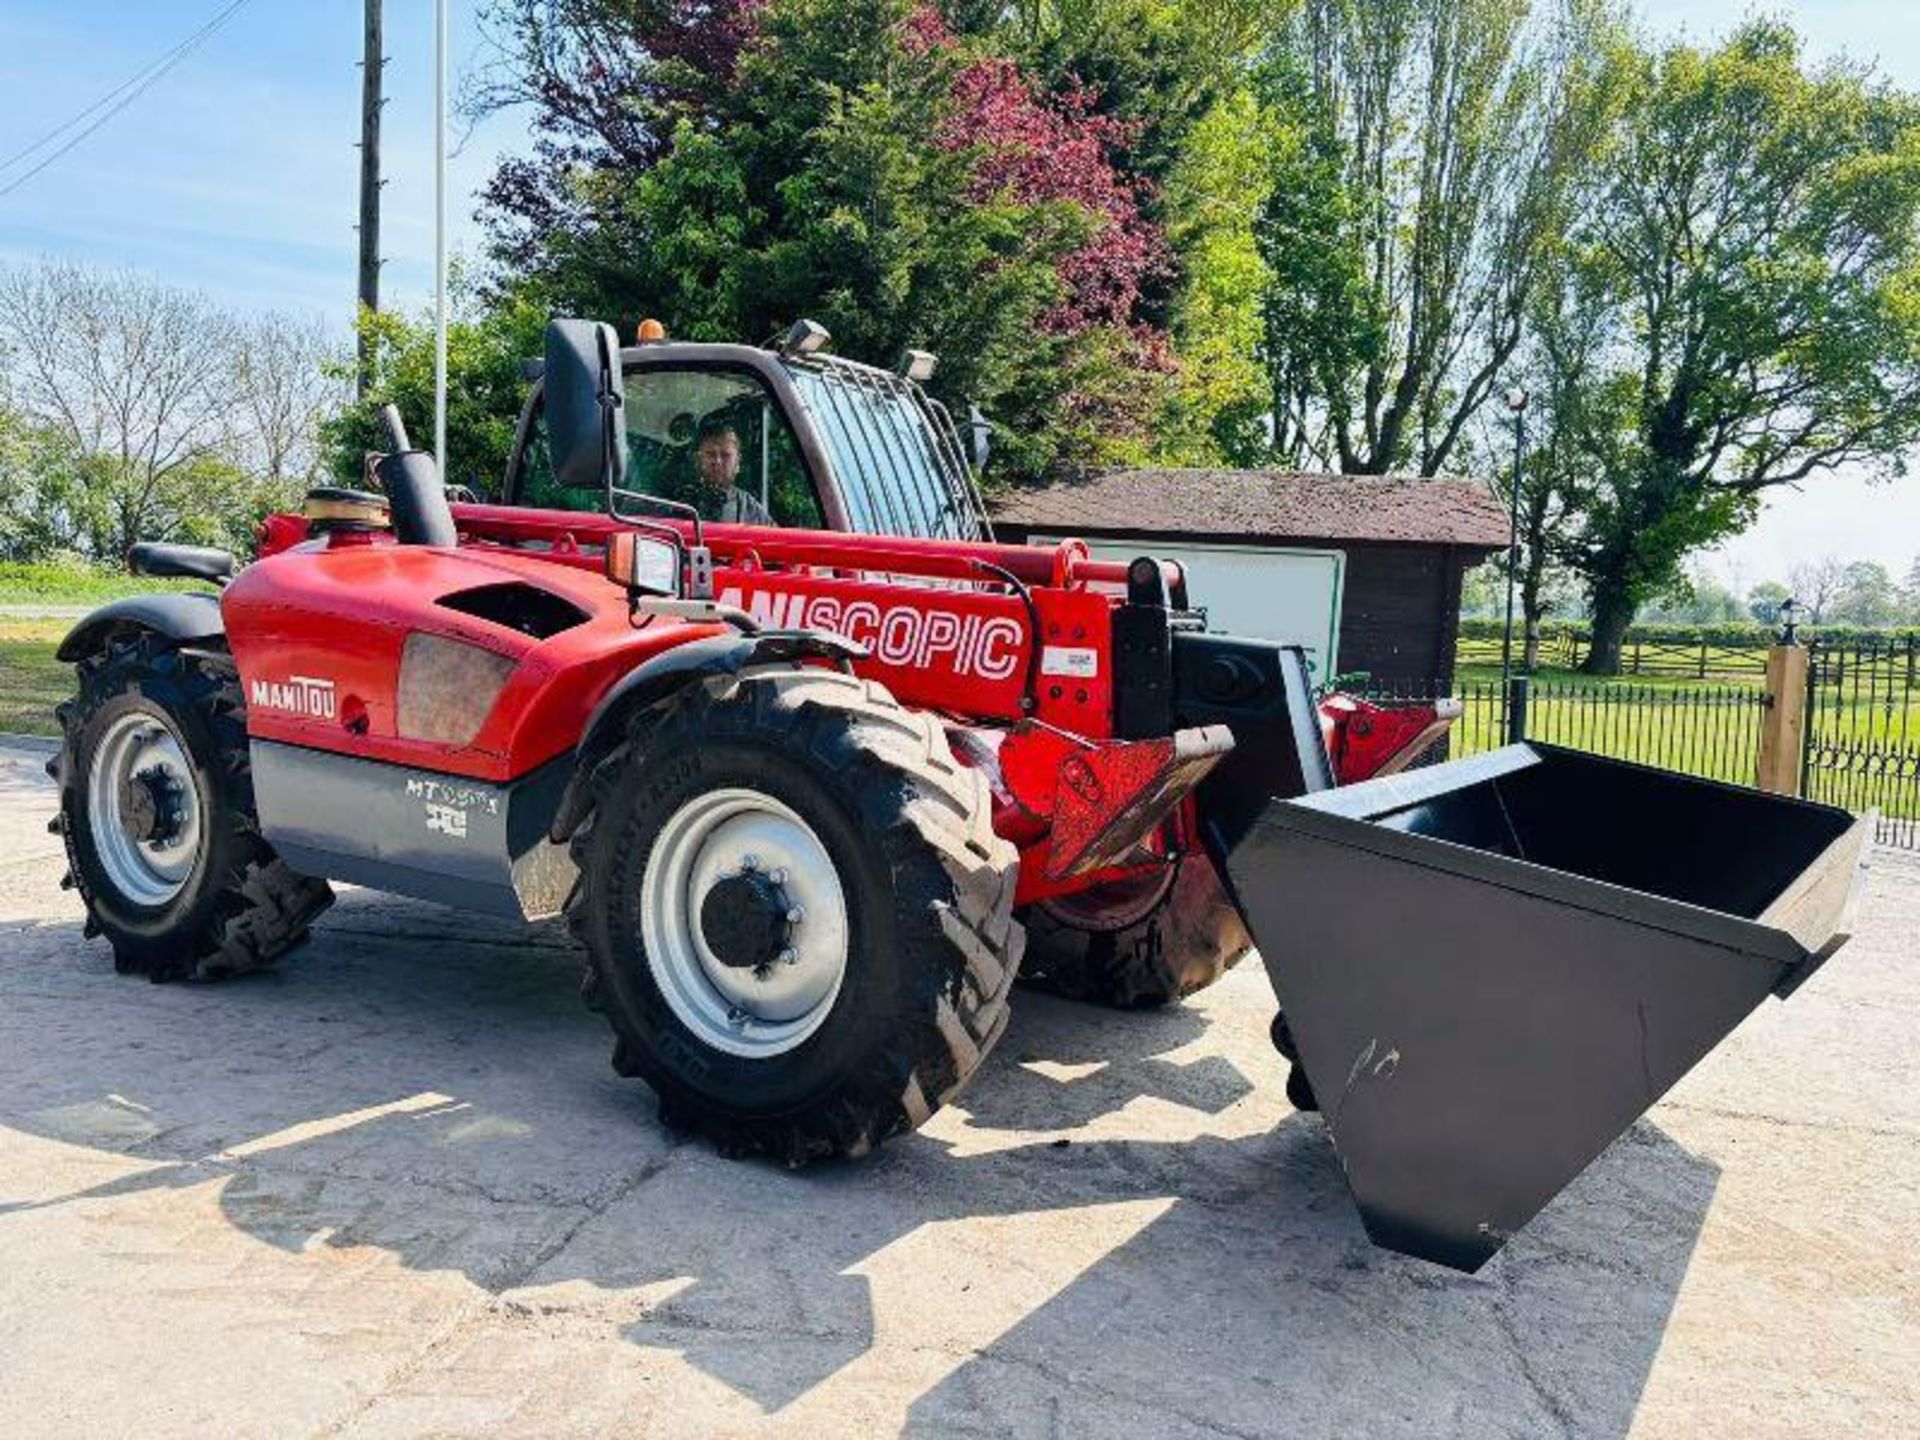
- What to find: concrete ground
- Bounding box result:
[0,741,1914,1440]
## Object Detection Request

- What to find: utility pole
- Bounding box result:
[355,0,384,398]
[433,0,448,471]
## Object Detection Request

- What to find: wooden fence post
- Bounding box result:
[1757,643,1810,795]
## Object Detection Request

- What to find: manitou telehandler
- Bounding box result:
[49,319,1868,1271]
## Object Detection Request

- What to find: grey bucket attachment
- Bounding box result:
[1225,743,1869,1272]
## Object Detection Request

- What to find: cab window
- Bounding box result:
[517,367,823,529]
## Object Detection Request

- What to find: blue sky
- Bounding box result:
[0,0,1915,581]
[0,1,518,316]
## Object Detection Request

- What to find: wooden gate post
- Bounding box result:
[1758,642,1810,795]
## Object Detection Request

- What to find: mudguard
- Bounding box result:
[56,593,225,663]
[548,628,867,842]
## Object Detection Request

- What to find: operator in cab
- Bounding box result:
[692,414,774,525]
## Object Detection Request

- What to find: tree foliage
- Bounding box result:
[318,292,550,497]
[474,0,1187,478]
[1254,0,1627,475]
[1542,22,1920,670]
[0,260,339,561]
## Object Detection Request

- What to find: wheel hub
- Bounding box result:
[641,788,850,1059]
[118,766,186,847]
[699,864,797,974]
[86,711,204,908]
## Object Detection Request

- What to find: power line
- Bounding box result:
[0,0,254,181]
[0,0,255,199]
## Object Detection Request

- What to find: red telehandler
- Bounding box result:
[49,319,1868,1271]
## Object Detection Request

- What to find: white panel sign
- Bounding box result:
[1033,536,1346,682]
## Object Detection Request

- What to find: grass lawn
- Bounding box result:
[0,618,73,737]
[1457,635,1776,680]
[0,562,197,607]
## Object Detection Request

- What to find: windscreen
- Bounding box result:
[782,358,987,541]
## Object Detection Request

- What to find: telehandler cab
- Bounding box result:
[50,319,1868,1270]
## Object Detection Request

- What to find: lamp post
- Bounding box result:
[1498,386,1529,742]
[1777,595,1801,647]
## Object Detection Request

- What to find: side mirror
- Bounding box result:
[605,530,684,599]
[544,318,628,493]
[967,404,993,472]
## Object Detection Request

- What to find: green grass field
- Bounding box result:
[1456,635,1777,680]
[0,562,196,607]
[0,619,73,737]
[1441,661,1920,822]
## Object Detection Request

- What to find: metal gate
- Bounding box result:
[1801,638,1920,850]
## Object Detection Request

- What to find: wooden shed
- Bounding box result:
[992,468,1511,688]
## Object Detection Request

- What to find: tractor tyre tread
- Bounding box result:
[1020,853,1251,1009]
[568,666,1023,1163]
[56,632,333,981]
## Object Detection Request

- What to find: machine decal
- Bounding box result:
[405,776,501,817]
[423,803,469,839]
[1040,646,1099,679]
[718,586,1024,681]
[249,674,337,720]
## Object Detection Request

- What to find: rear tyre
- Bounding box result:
[53,633,334,980]
[569,667,1024,1163]
[1018,853,1251,1009]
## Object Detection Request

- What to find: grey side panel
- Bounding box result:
[57,593,225,662]
[251,741,577,920]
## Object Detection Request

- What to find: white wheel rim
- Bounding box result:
[86,709,204,908]
[641,787,851,1058]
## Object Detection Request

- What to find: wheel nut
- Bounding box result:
[726,1005,750,1029]
[786,905,804,924]
[739,854,760,872]
[778,947,798,966]
[770,867,789,885]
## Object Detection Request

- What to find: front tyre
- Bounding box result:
[570,668,1024,1162]
[53,633,334,980]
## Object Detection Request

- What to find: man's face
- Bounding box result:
[695,430,741,491]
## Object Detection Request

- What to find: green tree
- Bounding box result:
[479,0,1164,481]
[1254,0,1628,475]
[1547,23,1920,671]
[1747,579,1791,626]
[1157,87,1285,460]
[318,294,549,497]
[1829,560,1903,627]
[1641,567,1744,623]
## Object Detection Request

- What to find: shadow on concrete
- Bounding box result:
[0,887,1716,1435]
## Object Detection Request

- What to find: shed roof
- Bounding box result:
[991,468,1511,551]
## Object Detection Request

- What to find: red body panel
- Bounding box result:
[222,541,723,782]
[241,515,1128,772]
[238,506,1453,907]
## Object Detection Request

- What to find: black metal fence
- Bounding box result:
[1365,637,1920,851]
[1356,674,1770,789]
[1802,639,1920,849]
